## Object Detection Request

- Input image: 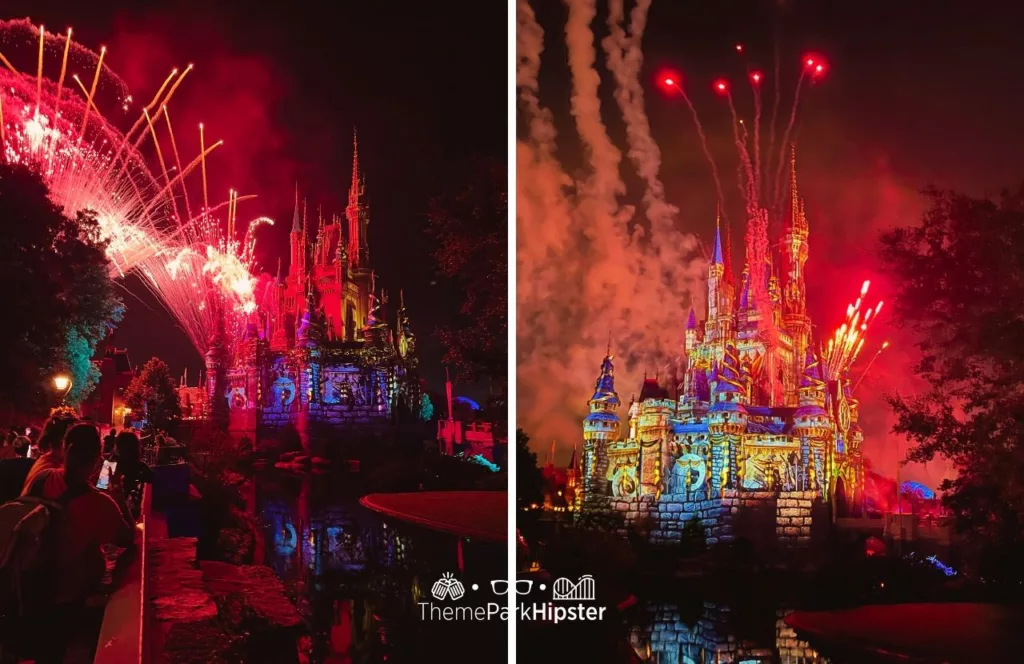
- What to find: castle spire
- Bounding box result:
[350,127,360,201]
[712,205,724,265]
[724,222,734,285]
[346,128,364,268]
[291,183,300,233]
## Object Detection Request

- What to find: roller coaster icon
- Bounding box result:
[551,574,596,601]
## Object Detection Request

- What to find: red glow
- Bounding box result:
[656,70,681,95]
[735,44,744,53]
[750,71,762,84]
[714,79,728,93]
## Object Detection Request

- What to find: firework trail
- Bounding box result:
[750,71,763,200]
[719,82,756,215]
[664,78,725,216]
[823,279,885,381]
[773,67,809,211]
[0,19,271,355]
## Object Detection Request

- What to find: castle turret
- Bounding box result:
[583,352,621,498]
[708,343,748,434]
[345,129,369,269]
[781,146,811,404]
[708,343,746,492]
[684,308,698,352]
[707,212,725,333]
[289,187,307,295]
[792,348,832,495]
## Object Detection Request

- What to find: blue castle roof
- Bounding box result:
[712,222,724,265]
[686,308,697,330]
[672,421,709,435]
[590,354,620,406]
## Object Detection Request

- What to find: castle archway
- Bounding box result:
[834,475,850,518]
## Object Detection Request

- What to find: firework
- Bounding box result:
[0,19,268,356]
[822,280,886,380]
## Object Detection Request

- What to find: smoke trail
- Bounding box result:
[767,28,782,205]
[752,81,762,202]
[773,70,807,212]
[602,0,679,234]
[516,0,705,463]
[725,92,756,214]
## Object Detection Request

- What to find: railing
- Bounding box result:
[93,483,152,664]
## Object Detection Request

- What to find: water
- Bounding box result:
[517,592,837,663]
[249,471,507,664]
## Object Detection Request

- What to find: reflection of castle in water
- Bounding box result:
[254,476,505,663]
[629,603,827,664]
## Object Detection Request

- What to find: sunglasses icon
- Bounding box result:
[490,579,533,595]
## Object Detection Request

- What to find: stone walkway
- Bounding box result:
[148,535,304,663]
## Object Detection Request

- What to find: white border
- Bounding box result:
[506,0,518,658]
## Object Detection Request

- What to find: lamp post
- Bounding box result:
[53,375,72,405]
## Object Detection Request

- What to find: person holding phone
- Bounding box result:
[20,424,135,663]
[111,430,153,511]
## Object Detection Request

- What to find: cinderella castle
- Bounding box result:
[578,154,865,548]
[182,134,423,446]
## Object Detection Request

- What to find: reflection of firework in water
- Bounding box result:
[0,19,270,354]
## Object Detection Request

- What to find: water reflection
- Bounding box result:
[627,602,827,664]
[251,472,505,664]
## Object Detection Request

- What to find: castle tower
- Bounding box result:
[345,129,369,269]
[708,343,747,491]
[289,185,306,293]
[684,308,698,353]
[636,376,671,498]
[792,348,832,495]
[583,352,621,498]
[707,211,725,339]
[781,146,811,404]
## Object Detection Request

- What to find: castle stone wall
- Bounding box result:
[581,488,824,552]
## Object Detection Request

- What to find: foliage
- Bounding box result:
[0,164,123,412]
[516,429,545,509]
[880,186,1024,584]
[419,393,434,421]
[426,158,507,402]
[124,357,182,434]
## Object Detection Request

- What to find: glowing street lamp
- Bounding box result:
[53,374,72,404]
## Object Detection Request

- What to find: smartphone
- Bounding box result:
[97,460,117,490]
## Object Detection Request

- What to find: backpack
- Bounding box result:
[0,476,89,616]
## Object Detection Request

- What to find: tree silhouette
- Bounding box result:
[426,159,507,440]
[124,357,182,434]
[0,164,123,413]
[881,185,1024,583]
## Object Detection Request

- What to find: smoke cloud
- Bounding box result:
[517,0,704,462]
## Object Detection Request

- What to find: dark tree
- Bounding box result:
[516,429,545,510]
[426,159,507,438]
[880,186,1024,583]
[124,357,182,434]
[0,164,123,413]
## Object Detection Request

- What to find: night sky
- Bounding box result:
[9,0,507,403]
[518,0,1024,486]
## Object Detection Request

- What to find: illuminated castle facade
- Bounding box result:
[190,135,422,444]
[579,156,864,547]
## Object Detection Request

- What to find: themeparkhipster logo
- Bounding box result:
[418,573,607,623]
